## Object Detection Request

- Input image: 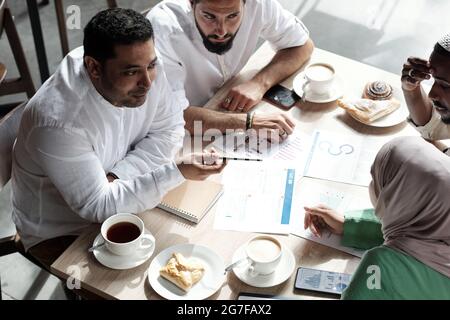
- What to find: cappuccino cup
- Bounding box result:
[101,213,155,256]
[303,63,335,96]
[244,235,283,277]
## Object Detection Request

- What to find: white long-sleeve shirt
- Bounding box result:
[408,108,450,155]
[11,47,187,250]
[147,0,310,107]
[408,108,450,140]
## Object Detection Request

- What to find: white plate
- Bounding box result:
[348,103,409,127]
[293,71,344,103]
[92,229,155,270]
[346,87,409,127]
[147,244,225,300]
[232,243,296,288]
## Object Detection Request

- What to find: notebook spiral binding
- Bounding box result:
[158,202,197,223]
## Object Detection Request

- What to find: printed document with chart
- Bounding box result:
[211,129,312,170]
[303,130,384,187]
[289,179,371,257]
[214,161,297,234]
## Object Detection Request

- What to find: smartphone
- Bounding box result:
[237,292,301,300]
[237,292,281,300]
[294,267,352,296]
[263,84,300,110]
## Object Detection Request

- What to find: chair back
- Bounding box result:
[0,101,25,190]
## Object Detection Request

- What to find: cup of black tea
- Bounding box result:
[100,213,155,256]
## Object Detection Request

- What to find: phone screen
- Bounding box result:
[237,292,280,300]
[263,84,299,110]
[294,267,352,295]
[237,292,301,300]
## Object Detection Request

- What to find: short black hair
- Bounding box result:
[434,42,450,58]
[83,8,153,63]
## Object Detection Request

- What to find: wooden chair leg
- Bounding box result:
[3,7,35,98]
[107,0,118,8]
[54,0,69,57]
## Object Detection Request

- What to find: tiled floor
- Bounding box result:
[0,0,448,300]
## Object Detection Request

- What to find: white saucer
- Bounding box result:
[92,229,155,270]
[232,244,296,288]
[293,71,344,103]
[147,243,225,300]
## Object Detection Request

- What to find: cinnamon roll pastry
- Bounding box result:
[363,81,394,100]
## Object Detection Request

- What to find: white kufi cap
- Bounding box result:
[438,33,450,52]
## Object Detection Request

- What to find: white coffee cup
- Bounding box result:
[244,235,283,277]
[303,63,335,96]
[101,213,155,256]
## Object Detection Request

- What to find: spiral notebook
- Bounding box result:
[158,180,224,223]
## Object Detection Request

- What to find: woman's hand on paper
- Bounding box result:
[304,205,344,237]
[177,148,226,180]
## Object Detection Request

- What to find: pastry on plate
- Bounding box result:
[363,81,394,100]
[159,252,205,292]
[337,98,401,124]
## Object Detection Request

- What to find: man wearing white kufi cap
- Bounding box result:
[402,34,450,153]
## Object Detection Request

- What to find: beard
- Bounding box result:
[433,101,450,124]
[441,115,450,124]
[195,22,238,55]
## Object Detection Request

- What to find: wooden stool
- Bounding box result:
[0,0,36,114]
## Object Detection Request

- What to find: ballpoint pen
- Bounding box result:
[219,157,263,162]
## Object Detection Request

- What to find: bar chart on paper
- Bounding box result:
[211,129,312,170]
[290,178,370,257]
[214,161,296,234]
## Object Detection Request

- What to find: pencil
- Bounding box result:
[220,157,263,162]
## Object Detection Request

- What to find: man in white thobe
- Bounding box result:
[11,8,224,268]
[147,0,314,137]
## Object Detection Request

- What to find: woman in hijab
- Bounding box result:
[304,136,450,299]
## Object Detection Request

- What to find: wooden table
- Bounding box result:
[51,43,420,300]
